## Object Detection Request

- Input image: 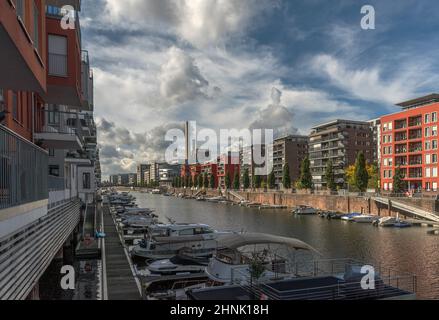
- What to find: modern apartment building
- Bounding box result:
[137,164,150,185]
[239,144,269,189]
[0,0,98,299]
[273,135,308,189]
[217,153,240,189]
[380,94,439,192]
[309,120,374,189]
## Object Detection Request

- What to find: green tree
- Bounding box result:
[198,174,203,189]
[254,175,262,189]
[210,173,216,189]
[282,164,291,189]
[189,176,193,188]
[243,168,250,190]
[233,171,240,190]
[268,170,276,189]
[225,173,231,189]
[393,166,407,194]
[367,162,380,190]
[325,160,336,191]
[203,173,209,189]
[354,152,369,192]
[298,157,313,190]
[261,179,267,190]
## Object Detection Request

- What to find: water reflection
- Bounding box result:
[135,192,439,299]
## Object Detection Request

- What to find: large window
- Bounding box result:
[33,1,39,51]
[12,92,18,120]
[83,172,91,189]
[48,35,68,76]
[0,89,4,112]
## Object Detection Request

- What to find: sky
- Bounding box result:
[79,0,439,179]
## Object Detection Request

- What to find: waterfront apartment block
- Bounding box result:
[309,120,374,189]
[217,153,240,189]
[137,164,150,185]
[380,94,439,192]
[273,135,308,189]
[0,0,99,299]
[201,162,218,188]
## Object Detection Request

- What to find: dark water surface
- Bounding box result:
[135,192,439,299]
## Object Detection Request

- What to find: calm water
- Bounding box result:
[135,192,439,299]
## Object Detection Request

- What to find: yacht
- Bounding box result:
[131,224,231,261]
[352,215,379,223]
[341,213,362,221]
[146,254,210,276]
[292,206,318,215]
[205,233,318,285]
[375,217,397,227]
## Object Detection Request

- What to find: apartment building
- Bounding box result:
[137,164,150,185]
[273,135,308,189]
[239,144,270,189]
[309,120,374,189]
[0,0,98,299]
[380,94,439,192]
[201,163,218,188]
[217,153,240,189]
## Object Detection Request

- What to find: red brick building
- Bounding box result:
[201,163,218,188]
[380,94,439,192]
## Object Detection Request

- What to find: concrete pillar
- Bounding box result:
[27,282,40,300]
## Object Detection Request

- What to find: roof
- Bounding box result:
[216,233,320,254]
[396,94,439,109]
[311,119,371,130]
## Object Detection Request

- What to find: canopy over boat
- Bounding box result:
[216,233,320,254]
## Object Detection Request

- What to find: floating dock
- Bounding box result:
[102,205,141,300]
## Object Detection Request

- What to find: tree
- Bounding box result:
[210,173,216,189]
[367,162,380,190]
[268,170,276,190]
[393,166,407,194]
[354,152,369,192]
[325,160,336,191]
[243,168,250,190]
[254,175,262,189]
[233,171,240,190]
[261,179,267,190]
[203,173,209,189]
[298,157,313,190]
[189,176,193,188]
[225,173,231,189]
[282,164,291,189]
[198,174,203,189]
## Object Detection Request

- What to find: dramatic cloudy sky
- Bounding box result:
[79,0,439,179]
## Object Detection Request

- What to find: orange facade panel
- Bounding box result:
[0,0,47,93]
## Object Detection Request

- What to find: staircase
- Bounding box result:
[373,197,439,222]
[228,190,245,202]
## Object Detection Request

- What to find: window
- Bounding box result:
[49,149,55,157]
[433,112,438,122]
[0,89,4,112]
[16,0,25,22]
[426,154,431,165]
[433,168,438,178]
[433,183,438,191]
[426,168,431,178]
[83,172,91,189]
[12,92,18,120]
[433,154,438,164]
[33,1,39,51]
[433,140,438,150]
[48,35,68,76]
[49,165,60,177]
[48,104,60,125]
[425,114,430,124]
[425,127,431,138]
[433,126,438,137]
[425,141,431,151]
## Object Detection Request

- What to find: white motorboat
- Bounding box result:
[131,224,232,261]
[352,215,379,223]
[146,254,210,276]
[341,213,362,221]
[205,233,318,285]
[292,206,318,215]
[376,216,397,227]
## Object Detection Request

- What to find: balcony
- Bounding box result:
[0,125,48,238]
[0,1,46,93]
[395,120,407,130]
[34,109,84,150]
[409,129,422,140]
[408,142,423,154]
[408,116,422,127]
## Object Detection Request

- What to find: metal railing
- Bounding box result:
[34,109,84,143]
[0,125,48,210]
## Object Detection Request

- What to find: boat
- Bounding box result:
[292,206,318,215]
[146,254,210,276]
[341,213,362,221]
[394,220,412,228]
[204,233,318,285]
[352,215,379,223]
[131,223,232,261]
[375,217,397,227]
[152,189,161,194]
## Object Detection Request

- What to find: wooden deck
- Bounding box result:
[102,205,141,300]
